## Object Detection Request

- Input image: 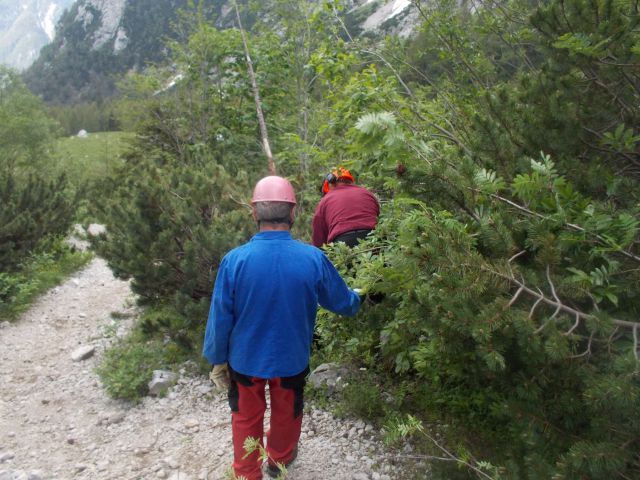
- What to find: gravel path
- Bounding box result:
[0,258,406,480]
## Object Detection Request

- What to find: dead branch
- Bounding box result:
[563,313,581,336]
[233,1,276,175]
[483,266,640,356]
[569,331,595,359]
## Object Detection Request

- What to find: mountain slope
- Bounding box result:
[23,0,418,104]
[23,0,202,104]
[0,0,75,71]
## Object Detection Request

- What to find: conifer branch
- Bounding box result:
[469,188,640,264]
[563,313,581,336]
[529,293,544,319]
[227,194,252,212]
[508,250,527,264]
[569,331,594,359]
[233,1,276,175]
[483,266,640,340]
[508,286,524,307]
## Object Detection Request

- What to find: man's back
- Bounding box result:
[312,183,379,247]
[203,230,359,378]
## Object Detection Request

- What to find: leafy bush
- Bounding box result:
[311,1,640,477]
[97,306,210,402]
[96,338,165,403]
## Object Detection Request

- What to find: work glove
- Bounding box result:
[209,363,230,391]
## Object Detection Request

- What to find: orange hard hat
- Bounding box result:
[252,176,297,204]
[322,167,355,195]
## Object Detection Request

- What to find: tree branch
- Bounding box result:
[468,188,640,264]
[484,265,640,331]
[233,1,276,175]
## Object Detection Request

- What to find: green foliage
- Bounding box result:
[0,68,59,173]
[0,238,92,320]
[310,1,640,477]
[97,305,210,402]
[96,336,165,403]
[53,131,134,221]
[97,24,272,334]
[0,67,75,271]
[340,374,386,420]
[0,174,75,270]
[47,102,120,136]
[59,1,640,477]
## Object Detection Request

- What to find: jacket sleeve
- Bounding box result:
[317,254,360,316]
[202,256,235,365]
[312,202,328,247]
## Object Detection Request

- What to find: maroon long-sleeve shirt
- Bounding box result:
[312,184,380,247]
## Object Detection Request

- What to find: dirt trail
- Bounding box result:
[0,258,406,480]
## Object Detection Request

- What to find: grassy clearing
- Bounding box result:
[52,131,134,189]
[0,239,93,321]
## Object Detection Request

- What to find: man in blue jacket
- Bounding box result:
[203,176,361,480]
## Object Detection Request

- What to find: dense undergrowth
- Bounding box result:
[5,1,639,478]
[0,67,91,319]
[93,1,639,478]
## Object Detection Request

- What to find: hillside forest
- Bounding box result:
[1,1,639,479]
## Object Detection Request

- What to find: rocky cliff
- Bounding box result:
[22,0,418,104]
[0,0,76,70]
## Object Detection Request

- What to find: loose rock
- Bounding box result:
[71,345,95,362]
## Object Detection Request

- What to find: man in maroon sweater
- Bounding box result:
[312,167,380,248]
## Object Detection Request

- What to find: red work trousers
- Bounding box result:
[228,366,308,480]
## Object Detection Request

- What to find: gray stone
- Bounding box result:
[168,473,192,480]
[308,363,350,393]
[1,472,28,480]
[353,474,369,480]
[71,345,95,362]
[86,223,106,237]
[184,419,199,429]
[148,370,178,396]
[73,224,87,237]
[0,472,20,480]
[195,385,213,396]
[106,412,125,425]
[0,452,15,463]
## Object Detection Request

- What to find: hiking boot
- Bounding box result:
[265,447,298,478]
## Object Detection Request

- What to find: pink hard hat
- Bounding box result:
[251,176,297,204]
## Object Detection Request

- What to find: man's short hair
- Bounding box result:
[254,201,294,224]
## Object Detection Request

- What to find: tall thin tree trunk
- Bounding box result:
[233,1,276,175]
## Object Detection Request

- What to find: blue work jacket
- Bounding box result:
[202,230,360,378]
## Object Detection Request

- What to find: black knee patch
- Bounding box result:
[227,366,255,412]
[280,366,310,419]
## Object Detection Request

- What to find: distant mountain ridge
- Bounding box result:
[22,0,418,104]
[0,0,76,71]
